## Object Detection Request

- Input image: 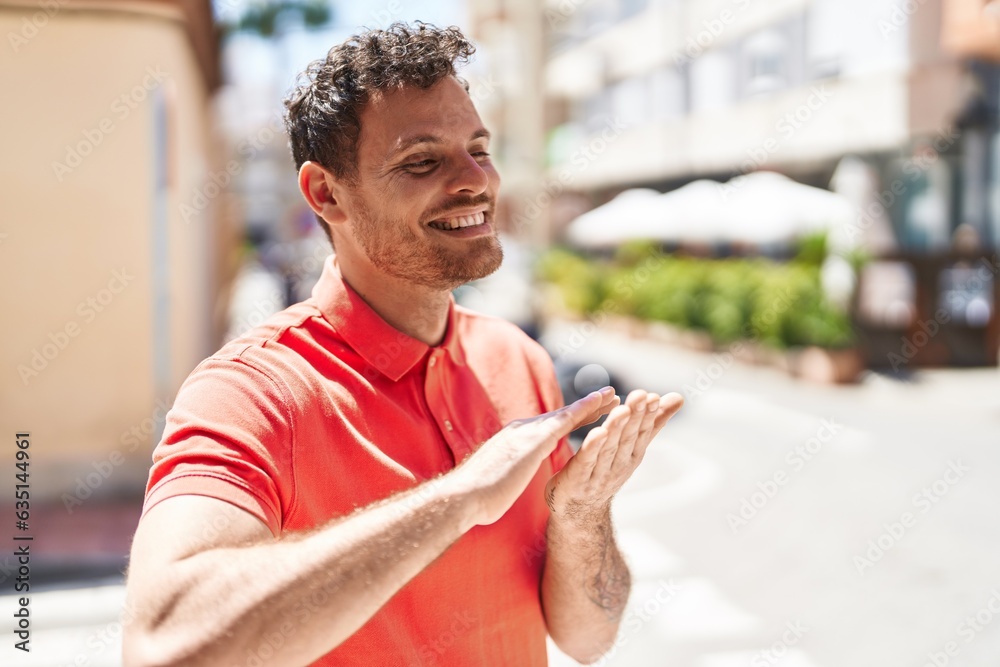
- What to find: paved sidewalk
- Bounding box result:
[543,320,1000,666]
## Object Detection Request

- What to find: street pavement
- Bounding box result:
[1,579,128,667]
[542,319,1000,667]
[5,279,998,667]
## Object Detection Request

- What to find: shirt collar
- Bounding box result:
[311,255,466,381]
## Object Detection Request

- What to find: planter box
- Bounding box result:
[549,314,863,384]
[790,346,864,384]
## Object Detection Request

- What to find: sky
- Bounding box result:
[219,0,467,101]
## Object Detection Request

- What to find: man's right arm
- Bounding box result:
[122,387,618,667]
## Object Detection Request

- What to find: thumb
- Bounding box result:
[540,387,616,439]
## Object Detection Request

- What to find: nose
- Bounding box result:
[446,152,491,196]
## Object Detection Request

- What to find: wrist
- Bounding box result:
[549,499,612,534]
[437,467,484,532]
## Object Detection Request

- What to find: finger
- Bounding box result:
[578,392,620,427]
[640,393,660,435]
[621,393,659,460]
[633,393,685,460]
[542,387,616,438]
[615,390,648,451]
[652,393,684,431]
[570,425,609,477]
[590,402,631,479]
[636,393,660,442]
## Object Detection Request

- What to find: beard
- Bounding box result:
[351,194,504,291]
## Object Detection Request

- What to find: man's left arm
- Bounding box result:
[541,390,684,664]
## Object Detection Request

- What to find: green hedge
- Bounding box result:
[537,242,854,350]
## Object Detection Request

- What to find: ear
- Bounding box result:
[298,161,349,228]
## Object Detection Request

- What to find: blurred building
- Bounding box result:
[0,0,236,502]
[465,0,548,244]
[540,0,997,243]
[468,0,1000,366]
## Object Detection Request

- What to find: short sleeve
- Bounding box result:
[141,356,294,537]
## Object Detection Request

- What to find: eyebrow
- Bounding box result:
[388,128,492,159]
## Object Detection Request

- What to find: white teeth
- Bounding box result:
[430,212,485,230]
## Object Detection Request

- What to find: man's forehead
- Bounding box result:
[359,80,488,161]
[385,125,491,155]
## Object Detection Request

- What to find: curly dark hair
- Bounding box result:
[283,21,476,183]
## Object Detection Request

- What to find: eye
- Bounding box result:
[405,159,436,170]
[473,151,491,159]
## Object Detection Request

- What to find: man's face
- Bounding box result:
[340,76,502,291]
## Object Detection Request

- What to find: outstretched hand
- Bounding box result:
[545,389,684,520]
[457,386,619,526]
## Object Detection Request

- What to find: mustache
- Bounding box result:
[424,194,495,221]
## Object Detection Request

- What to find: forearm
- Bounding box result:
[541,506,631,664]
[130,477,476,667]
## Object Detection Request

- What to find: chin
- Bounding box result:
[431,239,505,291]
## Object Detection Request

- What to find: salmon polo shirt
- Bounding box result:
[141,255,573,666]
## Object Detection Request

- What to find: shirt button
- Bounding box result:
[429,356,437,367]
[444,419,453,432]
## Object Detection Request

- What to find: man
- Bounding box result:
[123,22,682,667]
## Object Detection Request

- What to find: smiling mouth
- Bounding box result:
[428,211,487,231]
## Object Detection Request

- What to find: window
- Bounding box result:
[610,77,647,127]
[689,50,735,113]
[649,66,685,120]
[743,30,787,96]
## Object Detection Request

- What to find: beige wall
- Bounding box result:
[0,4,231,502]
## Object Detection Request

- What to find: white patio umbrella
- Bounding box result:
[712,172,854,245]
[647,179,730,243]
[565,172,855,248]
[563,188,663,247]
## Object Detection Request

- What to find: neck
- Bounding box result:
[336,255,451,347]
